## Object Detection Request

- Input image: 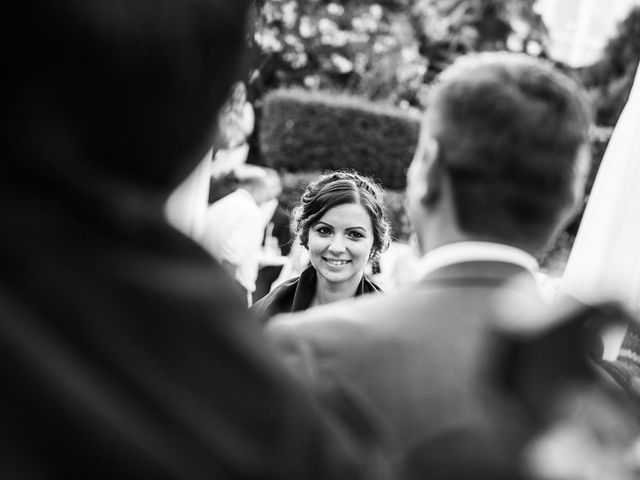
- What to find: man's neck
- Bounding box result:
[414,241,540,280]
[419,226,539,259]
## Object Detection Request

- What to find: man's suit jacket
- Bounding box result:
[266,260,588,478]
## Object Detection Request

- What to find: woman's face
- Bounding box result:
[308,202,375,287]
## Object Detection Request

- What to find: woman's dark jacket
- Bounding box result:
[250,265,382,323]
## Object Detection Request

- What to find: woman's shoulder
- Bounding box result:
[250,276,300,322]
[362,276,383,295]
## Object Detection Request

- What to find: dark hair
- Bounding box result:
[7,0,251,193]
[293,170,391,262]
[426,52,592,248]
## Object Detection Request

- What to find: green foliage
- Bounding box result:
[249,0,427,107]
[260,88,420,189]
[578,6,640,126]
[603,7,640,76]
[249,0,549,109]
[278,170,324,212]
[382,189,412,241]
[411,0,549,82]
[593,6,640,82]
[246,0,551,166]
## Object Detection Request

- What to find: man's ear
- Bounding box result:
[420,138,442,207]
[553,144,591,234]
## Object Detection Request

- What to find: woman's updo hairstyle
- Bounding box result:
[292,170,391,262]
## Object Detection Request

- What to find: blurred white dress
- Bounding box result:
[562,65,640,358]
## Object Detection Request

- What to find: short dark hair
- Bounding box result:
[293,170,391,262]
[7,0,251,192]
[426,52,592,247]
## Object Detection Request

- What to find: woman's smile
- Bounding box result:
[323,258,351,267]
[308,203,374,288]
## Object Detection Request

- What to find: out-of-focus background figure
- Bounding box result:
[202,166,282,305]
[211,81,256,177]
[166,81,256,240]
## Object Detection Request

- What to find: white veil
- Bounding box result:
[562,64,640,313]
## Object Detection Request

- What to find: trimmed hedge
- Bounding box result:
[260,88,420,190]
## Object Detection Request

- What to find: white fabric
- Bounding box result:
[165,151,213,241]
[562,64,640,313]
[201,189,266,295]
[414,241,539,279]
[210,143,250,176]
[259,198,279,230]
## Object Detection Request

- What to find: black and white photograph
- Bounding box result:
[2,1,640,478]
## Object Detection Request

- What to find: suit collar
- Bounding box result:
[416,241,539,279]
[421,260,536,285]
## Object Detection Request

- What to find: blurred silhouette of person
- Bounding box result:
[211,81,255,177]
[166,81,257,243]
[250,170,390,322]
[165,81,256,239]
[202,166,282,306]
[0,1,394,478]
[266,52,611,478]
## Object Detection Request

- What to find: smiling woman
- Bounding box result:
[308,203,376,307]
[250,171,391,323]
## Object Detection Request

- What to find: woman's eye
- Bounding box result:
[348,231,365,239]
[316,227,331,235]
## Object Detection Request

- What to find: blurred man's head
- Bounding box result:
[406,52,592,255]
[7,0,251,193]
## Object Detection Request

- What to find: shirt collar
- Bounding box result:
[415,241,539,279]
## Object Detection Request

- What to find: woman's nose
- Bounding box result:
[328,236,346,253]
